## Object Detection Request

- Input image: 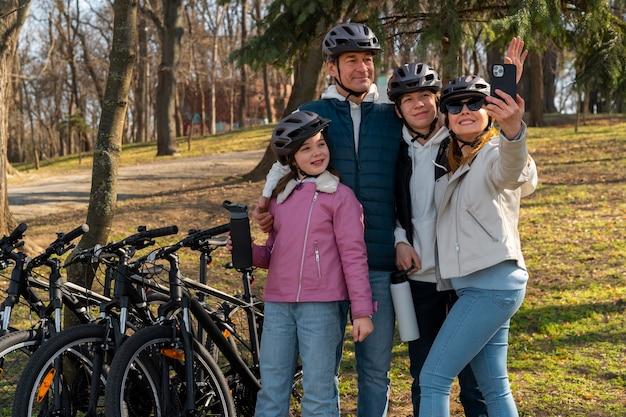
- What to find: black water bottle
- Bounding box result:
[223,200,253,269]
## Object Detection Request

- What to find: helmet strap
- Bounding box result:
[334,66,367,101]
[407,117,438,142]
[290,160,320,182]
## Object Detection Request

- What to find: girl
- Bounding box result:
[237,110,374,417]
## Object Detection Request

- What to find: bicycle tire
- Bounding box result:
[0,329,46,414]
[12,323,111,417]
[105,324,236,417]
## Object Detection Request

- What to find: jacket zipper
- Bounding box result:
[297,191,318,301]
[314,241,321,278]
[466,209,499,242]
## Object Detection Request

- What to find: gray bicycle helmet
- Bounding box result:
[439,75,490,113]
[270,110,331,163]
[387,63,442,102]
[322,22,381,62]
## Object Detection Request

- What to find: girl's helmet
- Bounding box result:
[322,22,381,62]
[439,75,490,113]
[387,63,442,102]
[270,110,330,163]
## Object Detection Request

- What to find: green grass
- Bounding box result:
[5,117,626,416]
[339,118,626,416]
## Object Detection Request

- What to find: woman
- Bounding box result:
[418,75,537,417]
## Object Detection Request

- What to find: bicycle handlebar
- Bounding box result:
[0,223,27,252]
[101,225,179,254]
[180,224,230,247]
[60,224,90,244]
[28,224,90,269]
[134,223,230,263]
[64,225,179,267]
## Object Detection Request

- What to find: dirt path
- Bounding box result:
[8,149,265,222]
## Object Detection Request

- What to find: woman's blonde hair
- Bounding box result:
[446,126,498,174]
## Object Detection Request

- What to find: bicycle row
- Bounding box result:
[0,200,302,417]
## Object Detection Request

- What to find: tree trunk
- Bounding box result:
[134,15,148,143]
[238,0,248,129]
[0,0,31,235]
[156,0,183,156]
[262,65,272,123]
[242,43,324,182]
[65,0,138,327]
[543,46,558,113]
[528,51,544,127]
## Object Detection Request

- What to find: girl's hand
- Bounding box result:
[352,316,374,342]
[225,235,254,253]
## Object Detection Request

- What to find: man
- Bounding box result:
[254,22,402,417]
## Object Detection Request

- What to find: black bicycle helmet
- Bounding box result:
[322,22,381,62]
[439,75,490,113]
[270,110,331,163]
[387,63,442,102]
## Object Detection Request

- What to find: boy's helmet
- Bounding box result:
[270,111,330,163]
[387,63,442,102]
[322,22,381,62]
[439,75,490,113]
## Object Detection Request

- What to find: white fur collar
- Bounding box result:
[277,171,340,204]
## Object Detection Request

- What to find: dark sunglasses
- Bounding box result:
[445,97,485,115]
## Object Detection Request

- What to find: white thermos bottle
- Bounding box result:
[390,268,420,341]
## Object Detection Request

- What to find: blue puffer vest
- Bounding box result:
[300,99,402,270]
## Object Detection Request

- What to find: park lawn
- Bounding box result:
[7,117,626,416]
[341,118,626,416]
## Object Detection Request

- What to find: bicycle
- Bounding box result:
[11,225,178,417]
[0,223,108,414]
[104,201,303,417]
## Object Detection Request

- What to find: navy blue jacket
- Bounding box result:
[300,99,402,270]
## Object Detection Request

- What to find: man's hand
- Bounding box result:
[252,196,273,233]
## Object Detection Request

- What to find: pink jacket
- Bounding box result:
[252,172,374,319]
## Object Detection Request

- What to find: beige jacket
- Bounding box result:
[434,123,537,280]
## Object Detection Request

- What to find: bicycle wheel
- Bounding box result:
[0,329,46,414]
[105,324,235,417]
[12,323,111,417]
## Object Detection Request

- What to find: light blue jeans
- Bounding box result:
[339,270,395,417]
[419,286,526,417]
[255,301,345,417]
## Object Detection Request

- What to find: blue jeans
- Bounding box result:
[255,301,345,417]
[340,270,395,417]
[408,280,487,417]
[419,286,526,417]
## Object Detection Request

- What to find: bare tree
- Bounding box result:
[65,0,138,320]
[0,0,31,234]
[143,0,183,156]
[198,0,227,135]
[134,14,150,142]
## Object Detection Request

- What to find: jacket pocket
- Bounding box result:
[314,241,322,278]
[466,210,498,242]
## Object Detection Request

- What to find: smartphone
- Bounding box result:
[490,63,516,100]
